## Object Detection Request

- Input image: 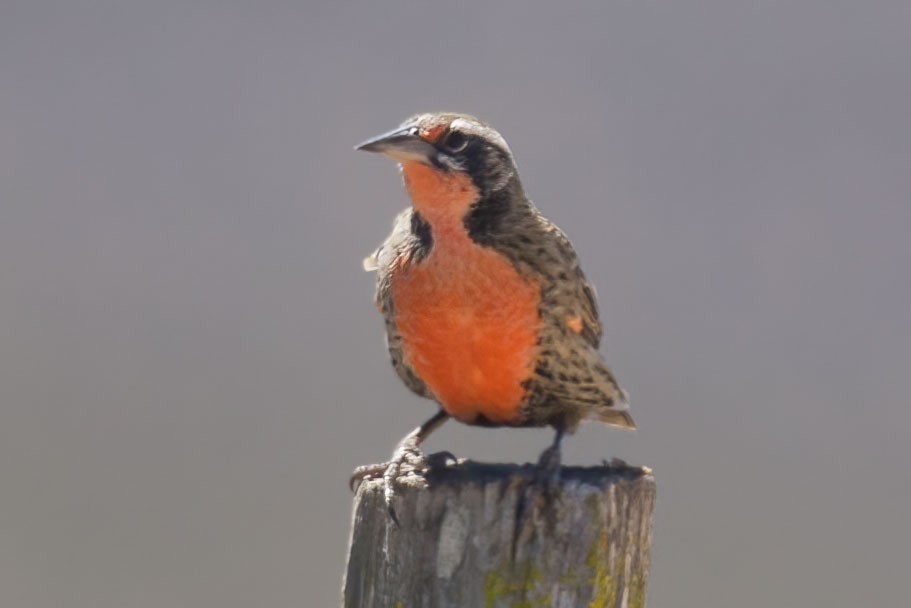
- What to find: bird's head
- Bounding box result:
[356,113,522,208]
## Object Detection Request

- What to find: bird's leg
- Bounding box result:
[513,428,566,531]
[379,410,449,516]
[349,409,450,493]
[535,428,565,488]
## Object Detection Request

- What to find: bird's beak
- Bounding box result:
[355,127,438,165]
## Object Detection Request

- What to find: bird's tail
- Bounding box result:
[591,387,635,429]
[596,408,636,430]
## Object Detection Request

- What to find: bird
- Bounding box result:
[351,112,633,504]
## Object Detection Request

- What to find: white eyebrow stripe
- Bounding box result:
[449,118,515,160]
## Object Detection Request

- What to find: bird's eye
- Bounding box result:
[443,130,468,152]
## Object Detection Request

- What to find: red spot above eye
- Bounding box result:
[419,124,448,143]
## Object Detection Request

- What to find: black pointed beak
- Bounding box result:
[355,126,438,164]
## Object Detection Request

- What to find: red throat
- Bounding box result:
[401,162,478,243]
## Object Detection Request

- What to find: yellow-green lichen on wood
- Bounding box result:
[483,557,551,608]
[588,526,615,607]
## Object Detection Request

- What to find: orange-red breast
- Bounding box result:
[353,113,633,501]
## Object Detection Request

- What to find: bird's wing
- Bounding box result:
[365,208,435,400]
[364,207,412,273]
[532,216,604,349]
[487,207,630,429]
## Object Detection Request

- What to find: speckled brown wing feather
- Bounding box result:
[523,214,632,429]
[535,216,604,348]
[364,208,434,401]
[467,197,633,430]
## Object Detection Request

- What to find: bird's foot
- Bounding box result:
[349,411,453,524]
[348,442,424,525]
[348,449,460,491]
[350,441,459,525]
[511,442,564,532]
[349,440,424,490]
[537,442,561,470]
[534,442,563,493]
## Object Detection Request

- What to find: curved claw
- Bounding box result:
[349,443,428,494]
[349,461,391,492]
[351,449,460,494]
[348,411,452,522]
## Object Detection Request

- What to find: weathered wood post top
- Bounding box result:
[343,460,656,607]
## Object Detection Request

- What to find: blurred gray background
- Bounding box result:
[2,1,909,606]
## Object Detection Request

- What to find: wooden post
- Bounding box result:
[342,460,656,607]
